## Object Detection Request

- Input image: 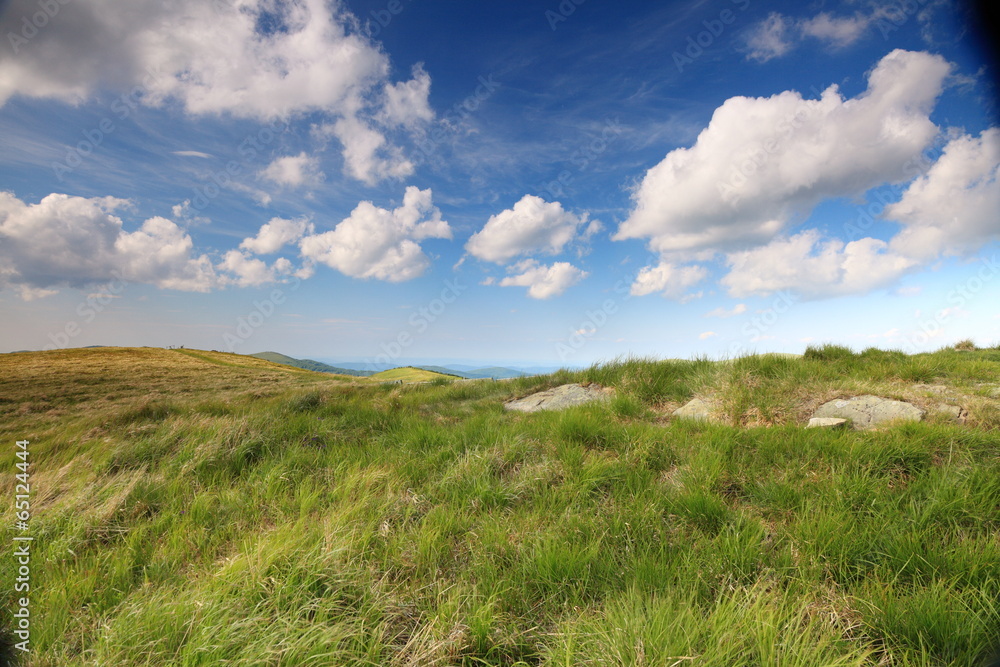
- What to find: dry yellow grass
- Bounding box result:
[0,347,354,437]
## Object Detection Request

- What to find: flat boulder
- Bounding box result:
[806,417,848,429]
[672,398,722,423]
[504,383,612,413]
[812,395,924,429]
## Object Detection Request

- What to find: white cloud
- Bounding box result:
[699,331,718,340]
[324,116,415,185]
[0,192,216,296]
[0,0,382,118]
[240,217,314,255]
[217,251,293,288]
[172,151,213,159]
[258,153,325,189]
[720,230,916,298]
[380,64,434,129]
[629,262,708,299]
[886,128,1000,260]
[466,195,592,264]
[0,0,432,185]
[745,10,871,62]
[745,13,794,62]
[18,286,58,301]
[800,13,869,48]
[498,260,588,299]
[615,50,950,255]
[299,186,450,282]
[705,303,747,318]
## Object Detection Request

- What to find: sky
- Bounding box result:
[0,0,998,368]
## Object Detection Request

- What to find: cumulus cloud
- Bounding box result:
[259,153,325,189]
[240,217,314,255]
[615,50,950,255]
[720,231,916,298]
[323,116,415,185]
[299,186,450,282]
[629,262,708,299]
[380,64,434,129]
[466,196,593,264]
[0,0,432,184]
[745,10,871,62]
[0,192,216,296]
[498,260,588,299]
[886,128,1000,260]
[217,251,294,288]
[0,0,377,117]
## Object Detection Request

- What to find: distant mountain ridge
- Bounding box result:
[247,352,374,377]
[251,352,541,380]
[413,365,529,380]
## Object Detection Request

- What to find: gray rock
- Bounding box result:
[812,395,924,429]
[806,417,848,429]
[932,403,966,423]
[672,398,721,422]
[504,383,612,413]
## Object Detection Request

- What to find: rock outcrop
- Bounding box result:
[504,383,612,412]
[672,398,722,423]
[806,417,848,429]
[811,395,924,429]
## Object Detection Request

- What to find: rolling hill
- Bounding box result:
[369,366,460,383]
[414,365,529,379]
[248,351,374,377]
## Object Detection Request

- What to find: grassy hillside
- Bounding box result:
[1,346,999,666]
[416,366,529,380]
[248,351,374,377]
[370,366,460,383]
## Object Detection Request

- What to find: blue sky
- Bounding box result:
[0,0,997,367]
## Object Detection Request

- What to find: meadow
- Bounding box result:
[1,345,998,666]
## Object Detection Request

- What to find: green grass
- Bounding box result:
[370,366,461,383]
[1,347,999,665]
